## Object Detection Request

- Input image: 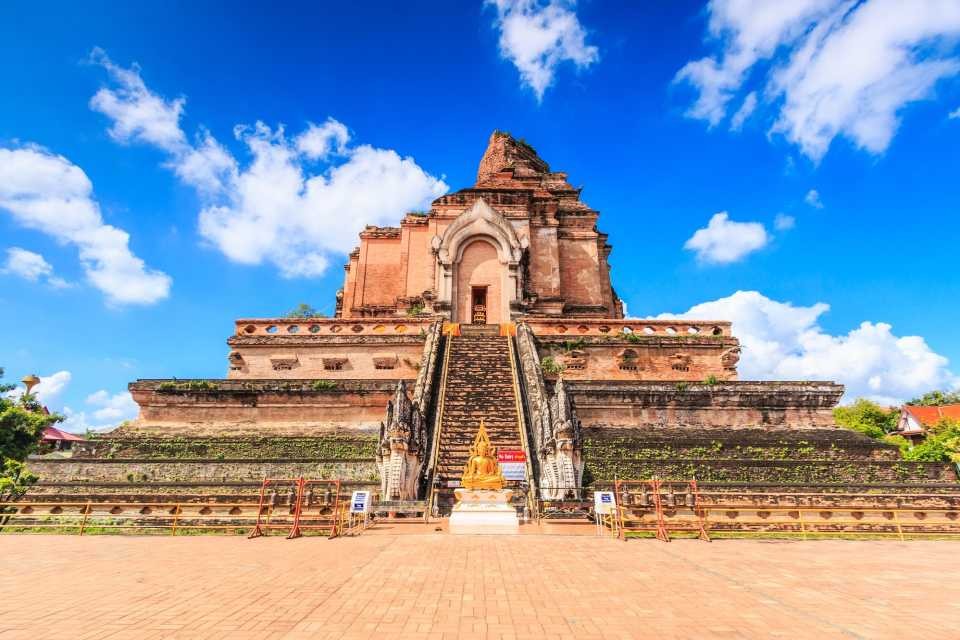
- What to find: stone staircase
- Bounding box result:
[432,324,524,512]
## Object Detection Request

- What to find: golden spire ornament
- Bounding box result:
[460,419,504,490]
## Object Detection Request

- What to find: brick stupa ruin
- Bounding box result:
[29,132,957,528]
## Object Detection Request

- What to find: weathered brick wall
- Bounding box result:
[583,427,901,462]
[228,341,424,379]
[557,235,603,307]
[567,381,843,429]
[584,458,955,484]
[127,379,401,436]
[74,435,378,460]
[402,218,436,299]
[358,235,404,306]
[27,459,379,483]
[580,426,958,487]
[538,337,738,382]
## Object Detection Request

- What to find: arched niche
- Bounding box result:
[433,198,524,323]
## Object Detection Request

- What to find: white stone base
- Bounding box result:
[449,488,519,535]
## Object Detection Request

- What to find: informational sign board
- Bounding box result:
[593,491,616,515]
[350,490,370,513]
[498,449,527,481]
[446,480,461,488]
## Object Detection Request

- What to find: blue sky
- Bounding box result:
[2,0,959,428]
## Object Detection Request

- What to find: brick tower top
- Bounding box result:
[476,130,551,185]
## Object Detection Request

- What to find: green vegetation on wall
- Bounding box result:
[834,397,960,463]
[88,435,379,460]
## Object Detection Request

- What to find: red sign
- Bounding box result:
[498,449,526,463]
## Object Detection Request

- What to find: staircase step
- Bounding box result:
[430,331,527,513]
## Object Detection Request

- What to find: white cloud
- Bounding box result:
[88,47,187,152]
[90,52,448,278]
[805,188,824,208]
[658,290,958,404]
[60,389,139,434]
[86,390,138,422]
[677,0,960,160]
[729,91,757,131]
[0,146,171,305]
[774,213,796,230]
[1,247,69,288]
[296,119,350,160]
[949,106,960,118]
[676,0,838,126]
[32,370,72,405]
[684,211,769,264]
[487,0,599,101]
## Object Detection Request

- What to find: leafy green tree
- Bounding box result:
[285,303,326,318]
[0,368,62,505]
[833,399,899,439]
[908,390,960,406]
[900,419,960,463]
[0,459,36,505]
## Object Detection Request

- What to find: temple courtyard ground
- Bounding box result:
[2,534,958,639]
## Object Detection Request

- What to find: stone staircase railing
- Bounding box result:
[375,320,444,501]
[515,322,585,500]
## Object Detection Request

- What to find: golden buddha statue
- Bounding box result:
[460,420,504,490]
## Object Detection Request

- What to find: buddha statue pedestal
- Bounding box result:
[449,420,520,534]
[449,488,519,535]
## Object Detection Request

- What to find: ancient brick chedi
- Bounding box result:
[29,132,956,519]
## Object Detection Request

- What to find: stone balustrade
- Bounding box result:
[234,317,435,337]
[524,318,733,337]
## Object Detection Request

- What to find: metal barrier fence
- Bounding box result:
[1,500,265,536]
[6,478,960,541]
[249,478,342,539]
[613,479,960,541]
[1,477,349,538]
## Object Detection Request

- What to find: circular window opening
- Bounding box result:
[266,325,278,334]
[643,326,655,335]
[665,327,677,335]
[330,325,342,333]
[394,325,407,333]
[244,324,256,334]
[556,325,568,334]
[687,326,700,334]
[351,324,364,333]
[712,326,723,336]
[372,324,386,333]
[622,326,633,334]
[309,325,321,333]
[287,325,300,333]
[598,325,610,333]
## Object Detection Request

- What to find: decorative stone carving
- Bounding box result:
[721,346,741,371]
[558,350,586,370]
[322,357,347,371]
[376,320,443,501]
[515,322,584,500]
[228,350,245,372]
[269,356,299,371]
[670,353,692,372]
[373,355,398,370]
[376,380,421,501]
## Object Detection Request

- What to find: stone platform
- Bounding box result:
[2,535,960,639]
[449,488,519,535]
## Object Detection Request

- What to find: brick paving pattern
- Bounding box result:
[2,535,958,639]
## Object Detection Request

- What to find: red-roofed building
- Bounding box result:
[41,426,86,452]
[895,405,960,443]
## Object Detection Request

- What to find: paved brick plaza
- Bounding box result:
[2,535,958,639]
